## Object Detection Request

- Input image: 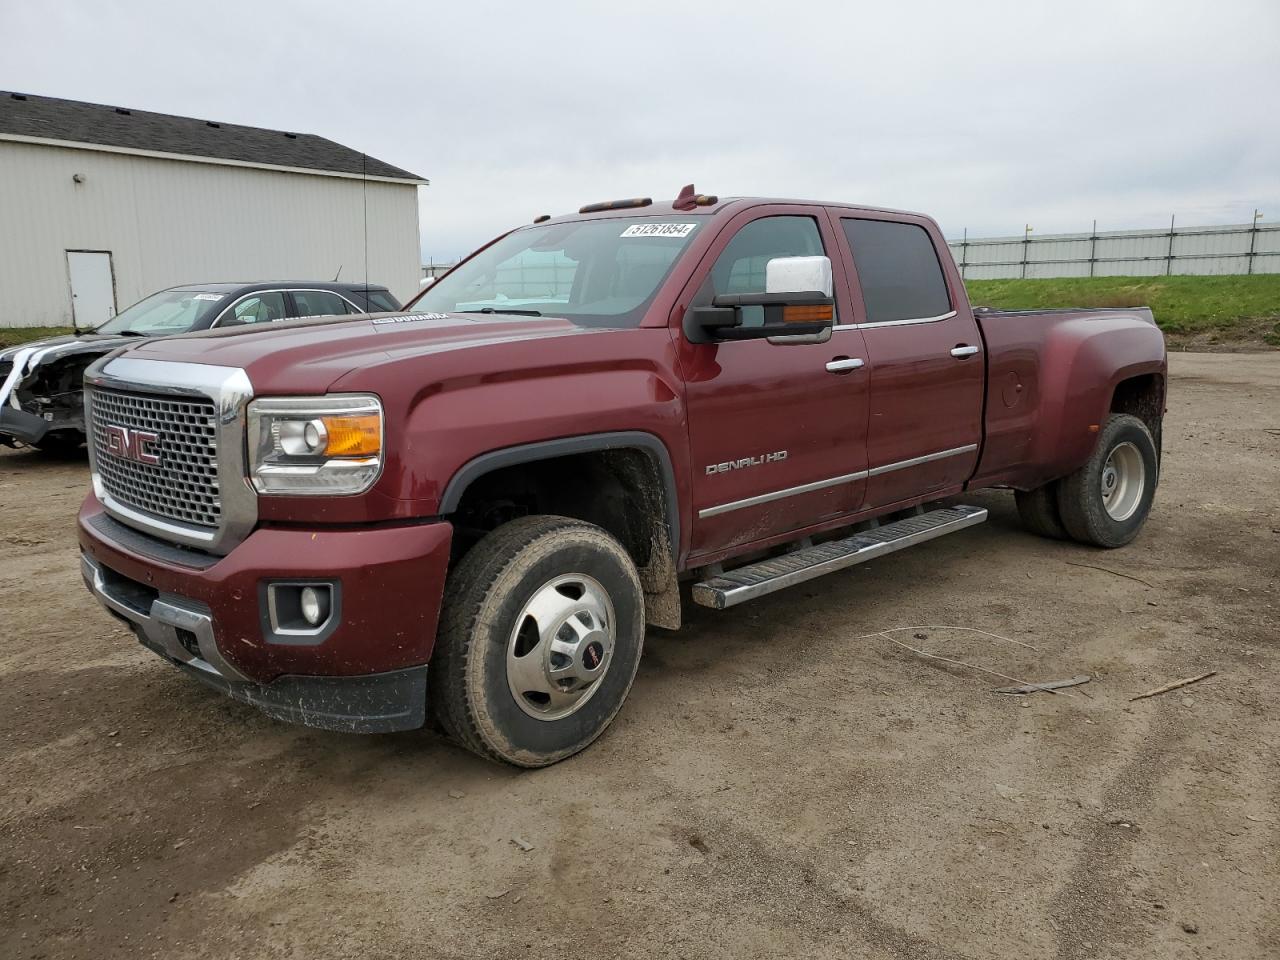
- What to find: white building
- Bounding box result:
[0,91,427,328]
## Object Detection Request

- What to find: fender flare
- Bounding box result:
[439,431,680,563]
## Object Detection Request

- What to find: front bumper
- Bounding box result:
[78,496,453,733]
[0,405,50,444]
[82,553,426,732]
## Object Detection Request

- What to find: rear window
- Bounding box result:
[842,219,951,324]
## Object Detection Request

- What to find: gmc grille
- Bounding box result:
[89,388,221,529]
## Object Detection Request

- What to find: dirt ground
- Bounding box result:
[1,352,1277,960]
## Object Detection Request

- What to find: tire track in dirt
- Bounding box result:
[1047,704,1186,959]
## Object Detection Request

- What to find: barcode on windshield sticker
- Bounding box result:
[620,223,697,239]
[192,293,224,301]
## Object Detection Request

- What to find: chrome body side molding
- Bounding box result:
[698,443,979,519]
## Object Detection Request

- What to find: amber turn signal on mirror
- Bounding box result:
[782,303,835,324]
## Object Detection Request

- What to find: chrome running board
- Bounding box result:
[691,505,988,610]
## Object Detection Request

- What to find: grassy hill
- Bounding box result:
[965,275,1280,345]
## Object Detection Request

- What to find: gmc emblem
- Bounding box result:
[103,425,161,465]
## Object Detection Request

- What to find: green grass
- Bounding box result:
[0,326,73,349]
[964,275,1280,339]
[4,275,1279,348]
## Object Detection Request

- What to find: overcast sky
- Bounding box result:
[4,0,1278,262]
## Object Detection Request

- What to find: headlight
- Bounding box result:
[247,395,383,495]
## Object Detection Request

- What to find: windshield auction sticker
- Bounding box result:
[620,223,697,238]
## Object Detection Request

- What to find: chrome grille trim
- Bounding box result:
[90,389,221,528]
[84,357,257,555]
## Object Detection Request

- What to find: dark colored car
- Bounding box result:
[0,281,400,453]
[77,187,1166,767]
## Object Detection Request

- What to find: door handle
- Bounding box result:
[825,358,865,373]
[950,345,980,358]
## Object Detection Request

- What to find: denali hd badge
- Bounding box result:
[103,424,161,465]
[705,451,787,475]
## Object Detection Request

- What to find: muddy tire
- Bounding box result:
[428,516,644,767]
[1015,483,1067,539]
[1056,414,1158,548]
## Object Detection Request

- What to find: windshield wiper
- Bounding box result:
[476,307,542,316]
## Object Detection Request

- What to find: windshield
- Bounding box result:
[409,216,706,326]
[95,289,226,335]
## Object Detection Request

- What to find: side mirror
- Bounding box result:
[684,255,835,344]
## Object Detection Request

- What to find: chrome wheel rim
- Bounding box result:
[1101,441,1145,521]
[506,573,615,721]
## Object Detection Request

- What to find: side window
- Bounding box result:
[707,216,826,326]
[842,219,951,324]
[292,290,351,318]
[365,290,400,312]
[223,292,287,326]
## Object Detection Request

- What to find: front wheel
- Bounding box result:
[1056,414,1158,548]
[429,516,645,767]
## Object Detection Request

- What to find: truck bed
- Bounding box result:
[969,305,1164,491]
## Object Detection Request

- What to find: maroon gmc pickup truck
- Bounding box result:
[78,186,1166,766]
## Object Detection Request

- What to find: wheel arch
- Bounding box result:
[1019,318,1166,487]
[439,432,682,629]
[1109,370,1166,458]
[441,431,679,547]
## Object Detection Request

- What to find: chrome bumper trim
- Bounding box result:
[81,553,250,681]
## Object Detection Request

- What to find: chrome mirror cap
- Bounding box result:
[766,255,833,298]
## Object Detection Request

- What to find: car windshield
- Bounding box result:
[95,289,227,335]
[409,216,706,326]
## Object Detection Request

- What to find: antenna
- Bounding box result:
[672,183,717,211]
[361,152,369,307]
[333,264,343,282]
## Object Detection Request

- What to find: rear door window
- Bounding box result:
[842,219,951,324]
[291,290,352,318]
[223,292,287,326]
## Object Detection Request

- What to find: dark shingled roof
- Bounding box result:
[0,91,426,183]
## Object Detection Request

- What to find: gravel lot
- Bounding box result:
[2,352,1277,960]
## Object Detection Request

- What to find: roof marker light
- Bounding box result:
[579,197,652,214]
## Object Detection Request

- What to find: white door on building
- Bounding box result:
[66,251,116,328]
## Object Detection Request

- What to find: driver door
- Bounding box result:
[675,206,870,560]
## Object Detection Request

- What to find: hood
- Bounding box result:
[0,333,139,368]
[123,312,617,395]
[1,334,141,410]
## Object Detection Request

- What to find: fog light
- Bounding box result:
[300,586,324,626]
[266,581,335,637]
